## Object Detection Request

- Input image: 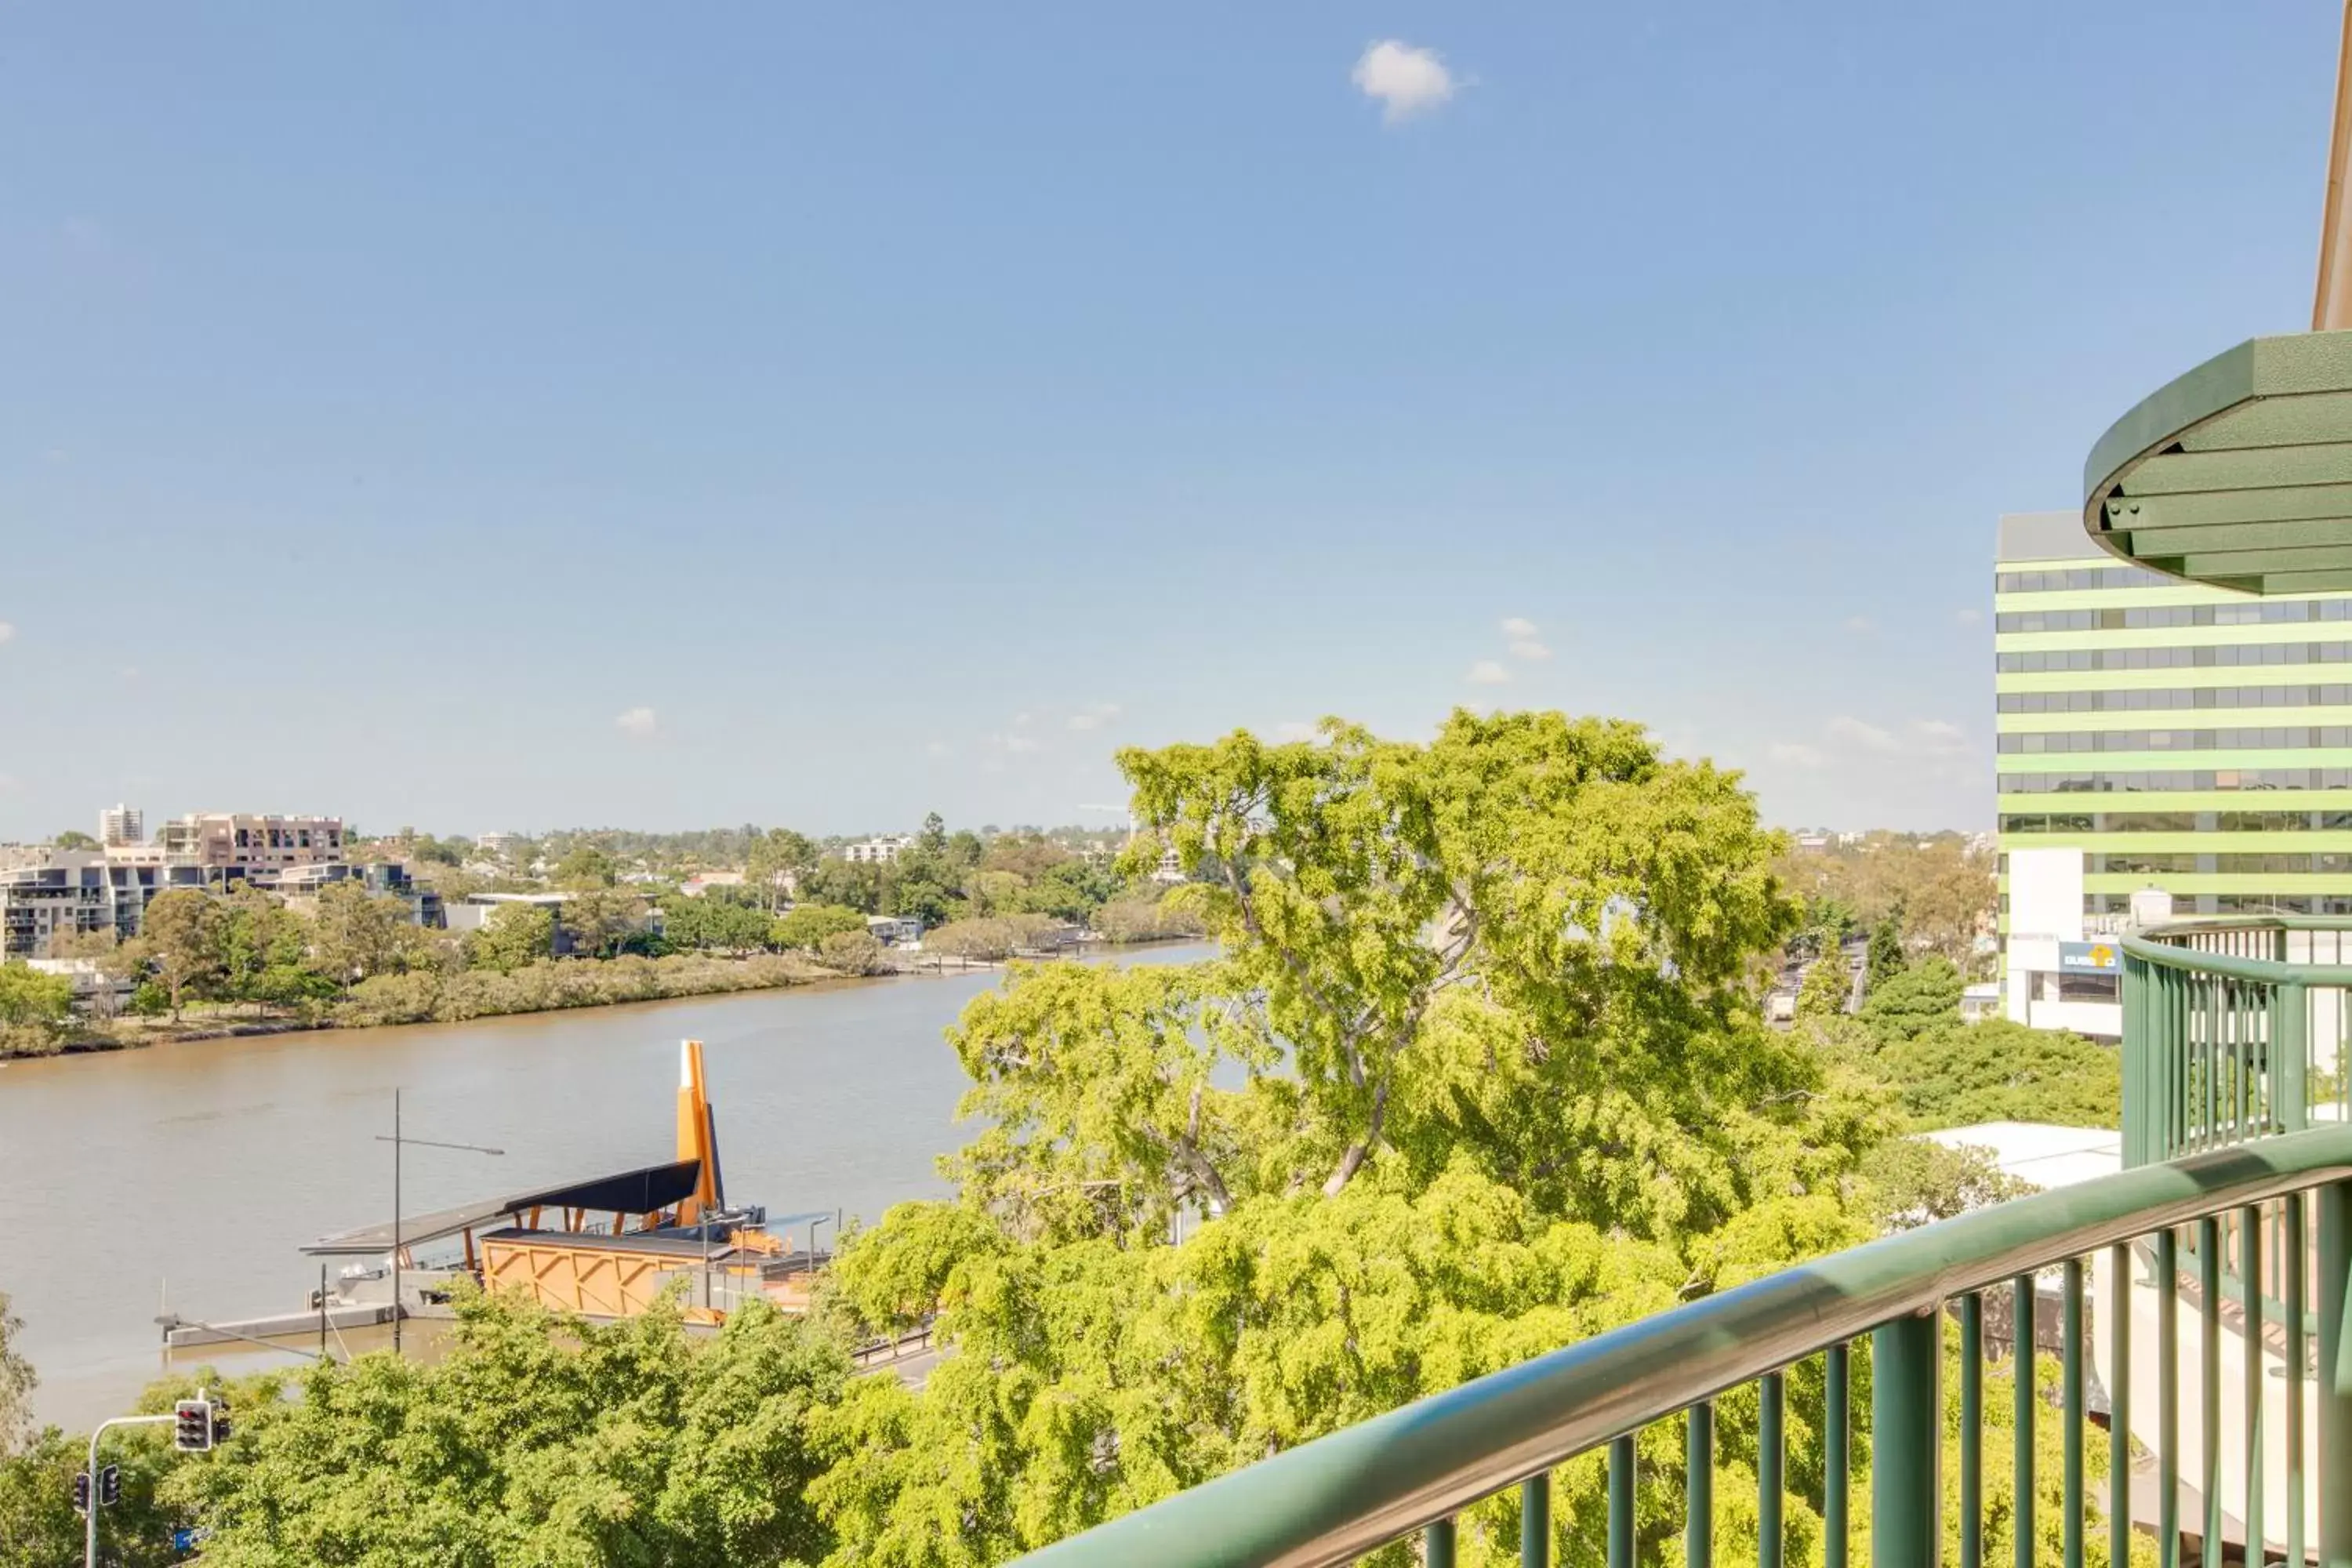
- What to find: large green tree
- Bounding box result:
[467,904,555,974]
[0,963,75,1049]
[135,889,226,1022]
[818,711,1889,1563]
[746,829,816,912]
[310,881,418,989]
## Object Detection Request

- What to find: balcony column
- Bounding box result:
[1870,1311,1938,1568]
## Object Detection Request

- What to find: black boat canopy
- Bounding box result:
[303,1159,704,1256]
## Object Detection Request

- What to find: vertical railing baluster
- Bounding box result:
[1872,1313,1938,1568]
[1824,1343,1849,1568]
[2201,1215,2222,1568]
[2063,1258,2084,1568]
[2242,1202,2265,1563]
[1427,1515,1457,1568]
[2111,1240,2132,1568]
[1962,1293,1984,1568]
[2160,1225,2180,1568]
[2319,1178,2352,1566]
[2281,980,2311,1134]
[2205,978,2219,1149]
[2013,1273,2035,1568]
[1759,1372,1784,1568]
[1686,1401,1712,1568]
[2288,1192,2307,1568]
[1522,1471,1550,1568]
[1607,1433,1634,1568]
[2236,980,2251,1141]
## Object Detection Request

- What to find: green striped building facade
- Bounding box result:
[1995,510,2352,921]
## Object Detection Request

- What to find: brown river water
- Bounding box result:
[0,945,1208,1430]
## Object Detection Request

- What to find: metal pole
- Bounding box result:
[2319,1178,2352,1566]
[85,1410,174,1568]
[1871,1311,1938,1568]
[392,1087,401,1354]
[319,1261,328,1362]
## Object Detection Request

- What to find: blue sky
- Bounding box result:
[0,3,2338,838]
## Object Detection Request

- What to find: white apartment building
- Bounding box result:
[99,804,143,847]
[1,808,353,958]
[841,835,917,865]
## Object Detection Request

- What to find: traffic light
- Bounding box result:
[97,1463,120,1507]
[210,1406,231,1445]
[172,1398,212,1452]
[71,1471,89,1515]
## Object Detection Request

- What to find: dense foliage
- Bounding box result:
[168,1292,848,1568]
[2,713,2131,1567]
[818,712,1902,1563]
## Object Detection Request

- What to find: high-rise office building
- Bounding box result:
[98,803,143,847]
[1995,510,2352,1032]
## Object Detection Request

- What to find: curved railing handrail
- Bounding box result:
[2118,932,2352,985]
[1012,1125,2352,1568]
[2124,916,2352,985]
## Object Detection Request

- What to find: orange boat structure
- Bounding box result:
[165,1040,834,1349]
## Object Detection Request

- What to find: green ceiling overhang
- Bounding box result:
[2084,330,2352,594]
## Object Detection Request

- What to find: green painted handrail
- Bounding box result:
[1011,1127,2352,1568]
[2124,916,2352,986]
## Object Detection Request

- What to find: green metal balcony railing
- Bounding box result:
[2122,917,2352,1167]
[1011,1032,2352,1567]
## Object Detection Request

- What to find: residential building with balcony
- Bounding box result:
[98,803,143,848]
[841,834,916,865]
[0,850,209,959]
[144,811,346,873]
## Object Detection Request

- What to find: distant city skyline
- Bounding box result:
[2,4,2338,837]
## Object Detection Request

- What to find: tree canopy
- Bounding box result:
[822,711,1893,1562]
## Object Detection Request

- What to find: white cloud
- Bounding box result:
[1955,607,1983,627]
[1068,702,1124,732]
[1910,719,1967,755]
[1842,615,1876,634]
[1508,637,1552,661]
[1500,616,1539,639]
[1352,40,1458,122]
[925,740,953,758]
[1013,711,1034,728]
[1769,742,1827,768]
[0,622,15,645]
[1003,734,1040,754]
[1465,659,1512,686]
[614,706,659,738]
[1826,714,1900,753]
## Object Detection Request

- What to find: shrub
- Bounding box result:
[773,905,869,952]
[817,931,891,976]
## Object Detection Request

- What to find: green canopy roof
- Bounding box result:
[2083,330,2352,594]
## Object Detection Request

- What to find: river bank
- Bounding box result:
[9,950,840,1058]
[9,937,1200,1059]
[2,940,1217,1428]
